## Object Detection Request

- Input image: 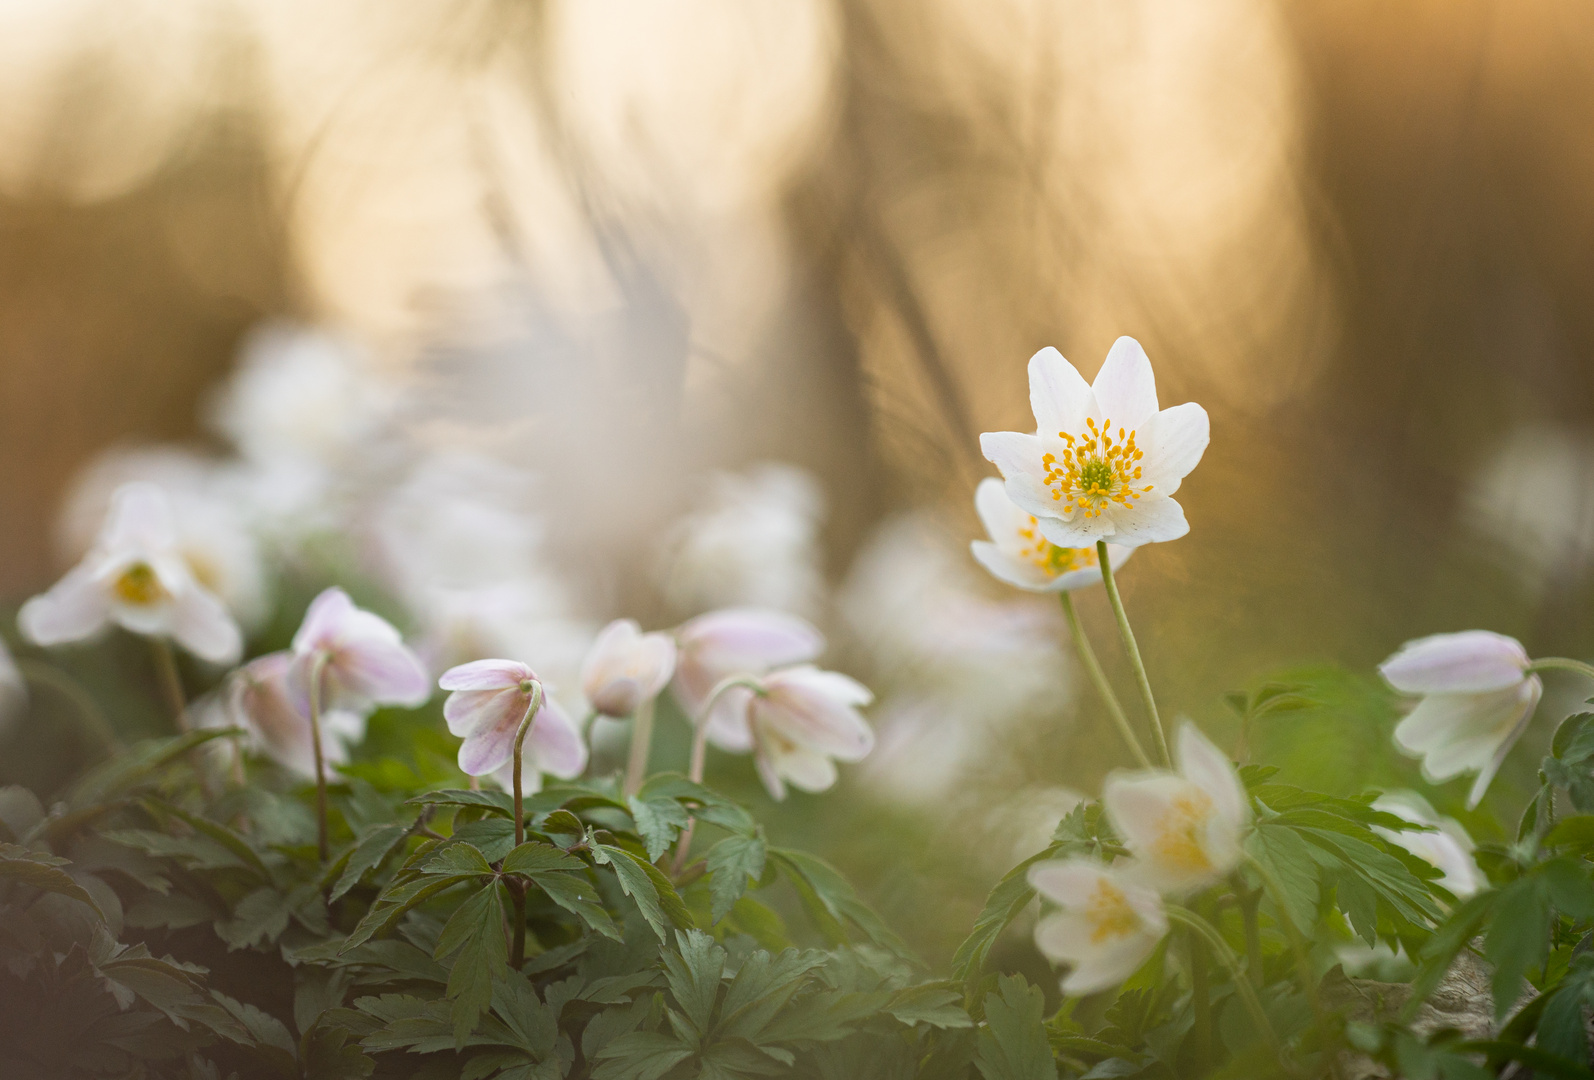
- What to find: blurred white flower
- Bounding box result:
[981,338,1209,548]
[20,482,242,664]
[1103,724,1248,894]
[228,651,365,779]
[439,659,588,781]
[1029,859,1168,995]
[0,638,25,739]
[707,664,874,800]
[658,463,824,618]
[59,447,270,629]
[1381,631,1541,809]
[672,607,824,747]
[971,477,1132,592]
[287,587,430,716]
[581,619,676,719]
[1468,424,1594,587]
[1371,792,1484,901]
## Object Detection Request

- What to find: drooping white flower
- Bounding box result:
[980,338,1209,548]
[439,659,588,780]
[19,482,242,664]
[1370,792,1484,901]
[580,619,677,718]
[971,478,1133,592]
[1029,859,1168,995]
[228,651,366,779]
[709,664,874,800]
[1381,631,1542,809]
[287,587,430,715]
[672,607,824,749]
[1103,723,1249,894]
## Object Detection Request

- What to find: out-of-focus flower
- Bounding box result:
[60,447,270,629]
[228,652,365,779]
[439,659,588,780]
[1029,859,1168,995]
[1381,631,1542,809]
[581,619,676,718]
[287,587,429,716]
[709,664,874,800]
[672,607,824,747]
[20,482,242,664]
[1103,724,1248,893]
[1467,424,1594,589]
[980,338,1209,548]
[1371,792,1485,901]
[657,463,825,619]
[0,638,25,739]
[971,477,1132,592]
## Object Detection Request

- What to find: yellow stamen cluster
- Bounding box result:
[114,562,165,606]
[1150,789,1215,873]
[1041,416,1152,517]
[1085,877,1140,944]
[1016,518,1098,578]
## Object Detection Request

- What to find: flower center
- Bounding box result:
[113,562,165,606]
[1085,878,1140,944]
[1016,519,1097,577]
[1041,417,1152,518]
[1150,790,1215,873]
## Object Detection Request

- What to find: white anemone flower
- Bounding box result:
[672,607,824,749]
[287,588,430,716]
[1370,792,1485,901]
[711,664,875,800]
[439,659,588,781]
[580,619,677,718]
[971,478,1133,592]
[1103,724,1249,894]
[1381,631,1542,809]
[229,652,365,779]
[0,639,25,739]
[19,482,242,664]
[1029,859,1168,995]
[980,338,1209,548]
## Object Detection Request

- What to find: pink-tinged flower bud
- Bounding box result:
[19,482,242,664]
[1380,631,1541,808]
[229,651,364,779]
[439,659,587,779]
[287,587,430,715]
[672,607,823,742]
[1029,860,1168,995]
[713,664,874,801]
[580,619,677,718]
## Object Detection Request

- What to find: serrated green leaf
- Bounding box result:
[705,832,765,925]
[437,882,509,1046]
[66,728,237,811]
[407,789,517,816]
[596,844,692,940]
[1247,824,1319,932]
[331,824,409,902]
[451,819,518,863]
[628,796,691,862]
[950,842,1067,986]
[503,842,584,874]
[344,873,480,950]
[1486,877,1548,1020]
[769,848,913,961]
[886,984,973,1029]
[664,930,724,1037]
[215,887,293,950]
[592,1031,695,1080]
[529,870,621,941]
[0,843,103,918]
[424,842,495,876]
[974,974,1057,1080]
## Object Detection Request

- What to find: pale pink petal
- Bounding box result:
[459,708,523,776]
[755,683,874,762]
[169,586,243,665]
[439,659,531,692]
[19,565,111,645]
[678,608,824,669]
[291,587,357,653]
[1379,631,1529,694]
[704,685,756,753]
[772,745,838,793]
[331,637,430,707]
[101,482,177,552]
[1090,337,1160,431]
[1393,684,1534,758]
[444,687,523,738]
[753,746,787,801]
[1467,677,1542,809]
[1140,403,1209,496]
[1026,346,1093,435]
[526,698,588,779]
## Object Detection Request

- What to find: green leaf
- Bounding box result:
[529,870,621,941]
[436,882,509,1046]
[769,848,914,960]
[1541,857,1594,919]
[1545,815,1594,853]
[1405,890,1496,1018]
[1486,877,1549,1020]
[423,842,495,876]
[595,844,692,941]
[593,1031,695,1080]
[502,842,585,874]
[301,1021,376,1080]
[885,984,974,1029]
[451,818,518,863]
[974,973,1057,1080]
[664,930,725,1037]
[950,842,1067,986]
[66,728,237,810]
[142,798,271,881]
[1539,988,1592,1069]
[344,873,481,950]
[407,788,517,817]
[101,828,254,873]
[215,887,294,950]
[628,796,691,863]
[705,832,766,925]
[1246,824,1320,932]
[331,824,409,902]
[489,971,558,1058]
[0,842,103,918]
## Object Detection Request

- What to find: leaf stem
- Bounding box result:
[1059,592,1151,767]
[1165,906,1280,1059]
[672,674,763,878]
[148,637,189,733]
[623,695,656,797]
[1527,657,1594,681]
[509,680,544,968]
[306,652,331,863]
[1096,541,1170,767]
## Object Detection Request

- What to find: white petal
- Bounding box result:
[1379,631,1529,694]
[101,482,177,552]
[771,744,838,793]
[526,698,588,779]
[444,687,524,738]
[18,565,111,645]
[459,705,523,776]
[439,659,531,692]
[169,585,243,664]
[1090,337,1160,431]
[979,430,1046,483]
[291,587,357,654]
[704,685,757,753]
[1035,512,1112,549]
[973,477,1033,549]
[1026,346,1092,435]
[1097,495,1189,548]
[754,746,787,801]
[1140,403,1209,496]
[971,540,1058,591]
[1177,724,1247,830]
[331,635,431,708]
[1392,684,1534,759]
[1466,677,1541,809]
[1027,860,1106,906]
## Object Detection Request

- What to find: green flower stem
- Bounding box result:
[1165,906,1280,1059]
[1527,657,1594,681]
[148,637,189,733]
[1095,541,1170,767]
[14,657,121,756]
[1189,926,1212,1069]
[672,674,764,878]
[1238,880,1264,987]
[623,696,656,797]
[306,652,331,863]
[1059,592,1151,768]
[509,679,544,969]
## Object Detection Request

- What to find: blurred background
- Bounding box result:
[2,0,1593,975]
